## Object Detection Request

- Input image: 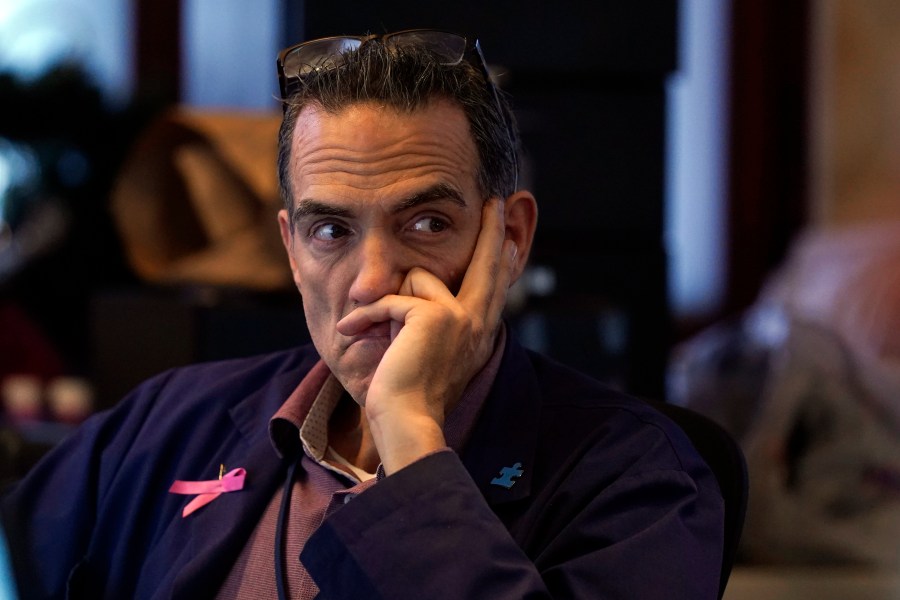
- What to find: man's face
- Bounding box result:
[278,100,486,404]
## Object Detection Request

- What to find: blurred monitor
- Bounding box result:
[0,524,17,600]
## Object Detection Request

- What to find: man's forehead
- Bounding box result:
[288,99,480,193]
[292,98,472,142]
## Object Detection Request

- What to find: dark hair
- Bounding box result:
[277,40,519,216]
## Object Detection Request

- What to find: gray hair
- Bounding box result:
[277,39,519,217]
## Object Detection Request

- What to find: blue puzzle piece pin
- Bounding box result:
[490,462,524,489]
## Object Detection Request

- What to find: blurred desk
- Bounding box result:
[725,566,900,600]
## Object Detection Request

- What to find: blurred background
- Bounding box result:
[0,0,898,597]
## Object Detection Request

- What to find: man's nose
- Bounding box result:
[348,231,406,305]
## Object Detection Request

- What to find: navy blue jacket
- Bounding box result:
[1,335,723,599]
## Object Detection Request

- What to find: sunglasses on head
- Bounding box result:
[277,29,491,99]
[276,29,518,192]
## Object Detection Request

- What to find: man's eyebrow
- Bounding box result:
[291,199,354,224]
[290,184,466,224]
[392,183,466,213]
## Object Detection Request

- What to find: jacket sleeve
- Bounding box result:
[301,448,724,599]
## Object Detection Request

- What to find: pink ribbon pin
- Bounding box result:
[169,468,246,517]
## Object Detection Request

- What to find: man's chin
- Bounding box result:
[343,336,390,367]
[340,378,371,407]
[332,341,389,406]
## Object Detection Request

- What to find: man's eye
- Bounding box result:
[410,216,448,234]
[311,223,351,241]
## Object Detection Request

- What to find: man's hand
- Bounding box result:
[335,198,518,474]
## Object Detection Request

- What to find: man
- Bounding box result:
[1,31,724,599]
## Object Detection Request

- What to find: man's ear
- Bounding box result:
[503,190,538,285]
[277,209,303,292]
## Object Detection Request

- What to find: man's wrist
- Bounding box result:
[369,413,447,475]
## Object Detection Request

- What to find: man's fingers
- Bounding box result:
[398,267,456,302]
[491,238,518,315]
[336,297,407,336]
[336,294,430,336]
[457,197,515,320]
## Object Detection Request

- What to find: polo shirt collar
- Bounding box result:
[268,325,508,466]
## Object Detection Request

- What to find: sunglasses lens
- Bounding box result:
[283,37,363,78]
[386,31,466,65]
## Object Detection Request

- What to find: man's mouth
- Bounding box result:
[347,321,392,341]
